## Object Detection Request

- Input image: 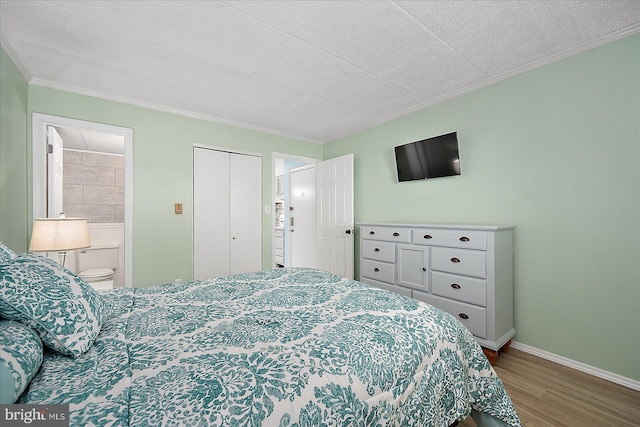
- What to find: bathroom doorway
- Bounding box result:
[32,114,133,287]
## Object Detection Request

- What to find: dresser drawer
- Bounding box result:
[411,228,487,249]
[275,237,284,250]
[412,228,487,250]
[274,228,284,238]
[275,248,284,257]
[361,259,395,284]
[361,226,411,243]
[413,291,487,339]
[431,271,486,306]
[431,247,486,278]
[361,240,396,263]
[361,277,412,297]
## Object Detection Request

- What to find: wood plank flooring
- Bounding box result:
[459,349,640,426]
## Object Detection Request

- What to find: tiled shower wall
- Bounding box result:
[63,150,125,223]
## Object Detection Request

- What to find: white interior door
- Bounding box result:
[47,126,64,218]
[229,153,262,274]
[193,148,231,279]
[317,154,354,279]
[289,165,316,268]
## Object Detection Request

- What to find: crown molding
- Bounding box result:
[28,78,324,145]
[326,26,640,143]
[0,31,32,82]
[10,24,640,145]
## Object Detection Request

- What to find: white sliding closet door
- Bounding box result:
[193,147,262,279]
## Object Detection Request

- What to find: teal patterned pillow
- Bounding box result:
[0,320,43,403]
[0,242,17,264]
[0,255,108,357]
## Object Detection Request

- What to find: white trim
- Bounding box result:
[29,79,324,144]
[511,341,640,391]
[0,32,32,82]
[192,143,262,159]
[270,153,319,268]
[63,147,124,157]
[327,26,640,143]
[7,26,640,146]
[32,113,134,287]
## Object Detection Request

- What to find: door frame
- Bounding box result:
[192,144,263,278]
[271,153,318,267]
[32,113,134,287]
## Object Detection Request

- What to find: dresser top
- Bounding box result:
[357,222,514,231]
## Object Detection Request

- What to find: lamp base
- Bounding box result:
[57,251,68,267]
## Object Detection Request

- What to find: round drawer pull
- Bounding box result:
[458,313,469,320]
[393,232,400,237]
[369,231,375,235]
[451,283,461,289]
[450,257,461,263]
[423,234,432,239]
[459,236,470,242]
[422,267,427,272]
[373,267,380,272]
[374,248,380,252]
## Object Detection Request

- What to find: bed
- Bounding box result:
[0,246,521,426]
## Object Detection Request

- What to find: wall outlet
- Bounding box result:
[175,278,183,283]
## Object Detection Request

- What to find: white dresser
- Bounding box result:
[359,223,515,358]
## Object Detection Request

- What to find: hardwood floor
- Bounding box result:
[459,349,640,427]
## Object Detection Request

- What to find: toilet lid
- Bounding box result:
[79,268,113,278]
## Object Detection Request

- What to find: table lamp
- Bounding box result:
[29,217,91,267]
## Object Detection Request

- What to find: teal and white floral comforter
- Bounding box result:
[20,268,521,426]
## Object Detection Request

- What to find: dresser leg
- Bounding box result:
[483,348,499,366]
[483,340,513,366]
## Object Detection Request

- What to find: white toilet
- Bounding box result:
[78,245,119,290]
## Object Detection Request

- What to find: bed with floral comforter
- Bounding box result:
[17,267,520,426]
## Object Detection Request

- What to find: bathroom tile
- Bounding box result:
[83,152,124,169]
[63,150,83,165]
[84,185,124,205]
[115,167,125,187]
[66,204,115,224]
[65,165,116,186]
[115,204,125,223]
[63,184,84,205]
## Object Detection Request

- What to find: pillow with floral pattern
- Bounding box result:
[0,242,17,264]
[0,320,43,403]
[0,255,108,357]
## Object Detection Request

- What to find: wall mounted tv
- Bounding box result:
[394,131,460,182]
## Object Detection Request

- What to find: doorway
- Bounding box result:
[32,114,133,287]
[271,153,354,278]
[272,153,317,268]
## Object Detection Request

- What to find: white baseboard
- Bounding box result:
[510,341,640,391]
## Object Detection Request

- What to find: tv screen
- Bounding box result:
[395,132,460,182]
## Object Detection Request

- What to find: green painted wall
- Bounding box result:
[26,86,322,287]
[0,47,29,252]
[324,35,640,380]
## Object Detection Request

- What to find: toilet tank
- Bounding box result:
[78,245,119,271]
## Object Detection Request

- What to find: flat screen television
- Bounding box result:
[394,131,460,182]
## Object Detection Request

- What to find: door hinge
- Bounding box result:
[47,144,53,154]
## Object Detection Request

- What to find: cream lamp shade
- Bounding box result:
[29,217,91,266]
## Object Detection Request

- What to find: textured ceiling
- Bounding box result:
[1,1,639,143]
